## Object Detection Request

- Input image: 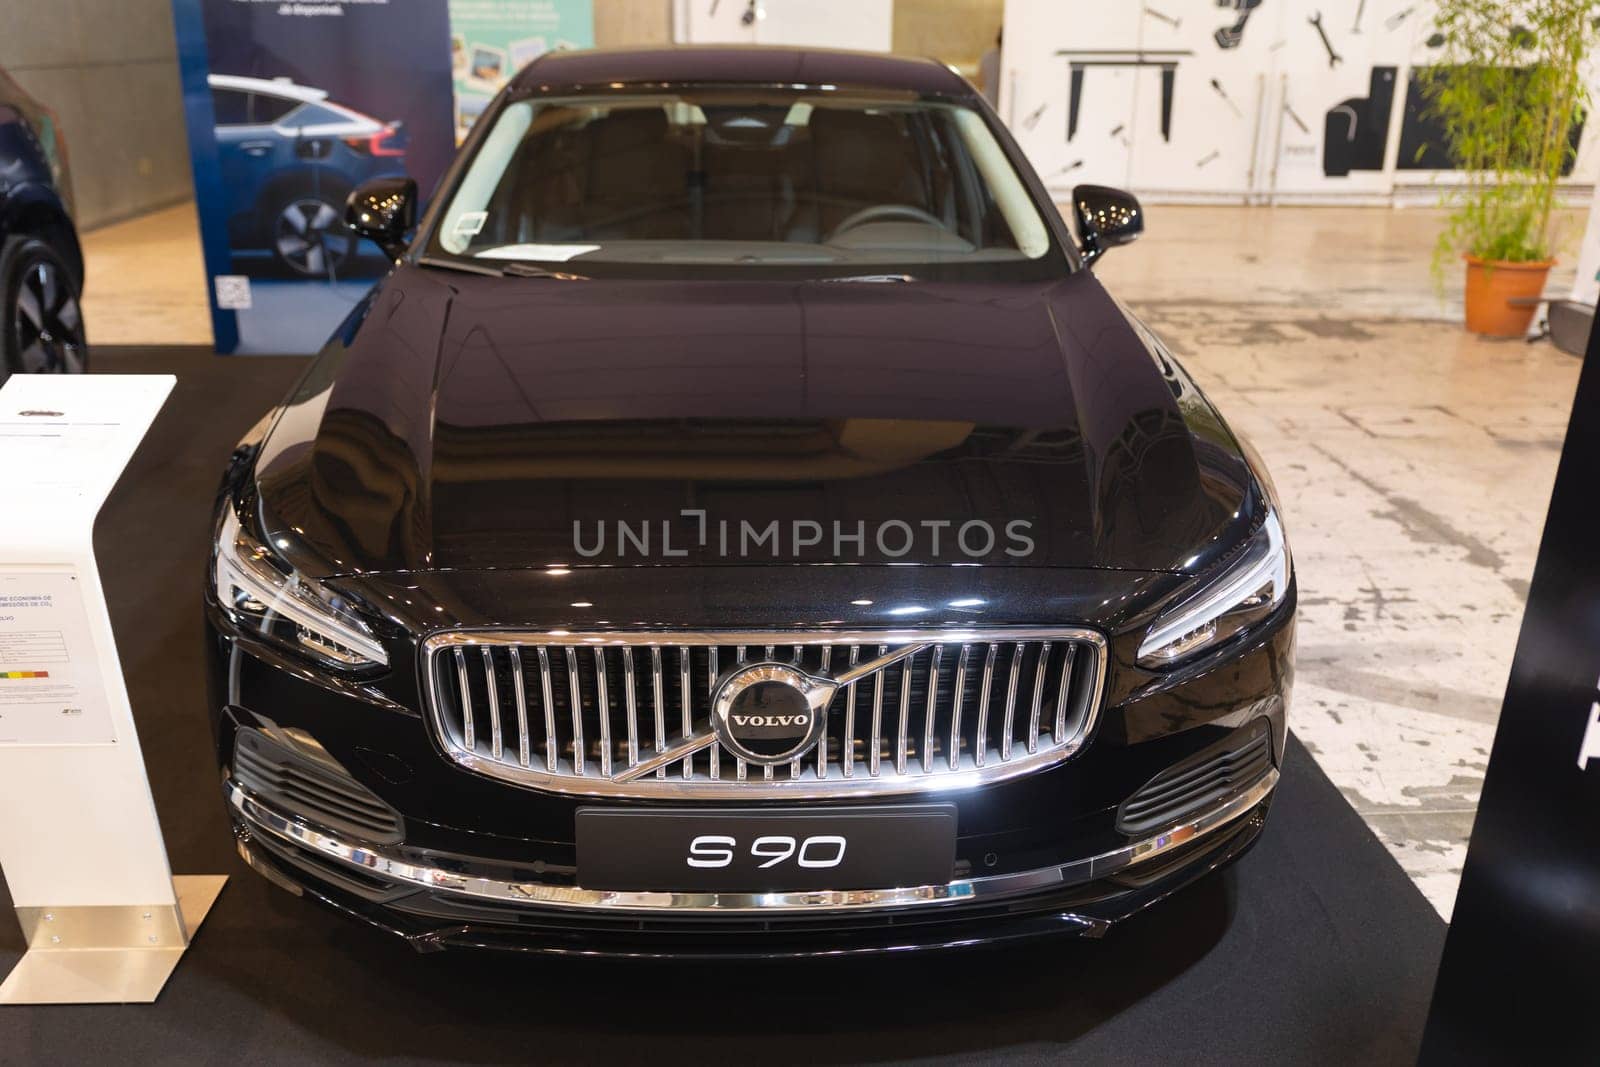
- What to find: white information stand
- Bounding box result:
[0,374,224,1004]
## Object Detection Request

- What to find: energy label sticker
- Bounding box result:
[0,570,115,745]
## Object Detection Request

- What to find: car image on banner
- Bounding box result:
[209,74,409,279]
[173,0,455,354]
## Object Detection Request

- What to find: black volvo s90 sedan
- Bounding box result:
[207,47,1295,956]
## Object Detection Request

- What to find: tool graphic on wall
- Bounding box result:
[1323,66,1396,176]
[1309,11,1344,66]
[1056,49,1192,142]
[1215,0,1263,49]
[1211,77,1243,117]
[1144,5,1181,29]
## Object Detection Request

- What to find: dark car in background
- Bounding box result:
[0,65,86,385]
[208,47,1295,957]
[209,74,408,278]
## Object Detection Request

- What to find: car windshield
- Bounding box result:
[428,88,1064,280]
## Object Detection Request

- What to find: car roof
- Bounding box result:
[207,74,330,103]
[509,46,972,97]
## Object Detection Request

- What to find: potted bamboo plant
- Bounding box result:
[1423,0,1600,337]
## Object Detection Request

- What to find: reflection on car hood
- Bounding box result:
[252,265,1259,577]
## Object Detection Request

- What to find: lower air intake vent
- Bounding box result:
[233,727,403,844]
[1116,719,1274,835]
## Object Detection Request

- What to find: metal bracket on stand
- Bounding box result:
[2,876,226,1004]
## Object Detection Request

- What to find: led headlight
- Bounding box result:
[214,509,388,670]
[1137,510,1289,669]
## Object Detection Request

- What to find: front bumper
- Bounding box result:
[228,767,1275,915]
[207,567,1295,956]
[225,764,1276,956]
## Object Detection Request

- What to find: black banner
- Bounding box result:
[1421,321,1600,1060]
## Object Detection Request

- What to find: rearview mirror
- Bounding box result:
[1071,184,1143,266]
[345,177,417,259]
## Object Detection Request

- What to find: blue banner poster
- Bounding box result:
[449,0,594,141]
[173,0,455,354]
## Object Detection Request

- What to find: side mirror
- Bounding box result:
[1071,184,1143,266]
[345,177,417,259]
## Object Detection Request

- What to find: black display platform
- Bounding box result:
[1,348,1445,1063]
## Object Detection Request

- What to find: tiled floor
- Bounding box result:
[1131,301,1577,918]
[77,202,1587,918]
[1096,205,1584,919]
[1095,201,1584,321]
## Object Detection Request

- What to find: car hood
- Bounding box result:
[251,265,1259,578]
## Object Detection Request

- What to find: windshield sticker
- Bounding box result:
[476,243,601,263]
[452,211,488,239]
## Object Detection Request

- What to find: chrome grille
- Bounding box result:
[423,629,1107,798]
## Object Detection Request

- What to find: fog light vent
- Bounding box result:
[233,727,403,844]
[1116,719,1273,835]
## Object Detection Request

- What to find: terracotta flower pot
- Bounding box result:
[1462,255,1554,338]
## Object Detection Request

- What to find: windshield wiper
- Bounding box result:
[416,255,503,277]
[416,255,589,280]
[821,273,917,283]
[500,261,590,280]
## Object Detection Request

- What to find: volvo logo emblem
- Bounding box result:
[711,663,833,765]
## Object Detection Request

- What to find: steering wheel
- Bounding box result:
[825,203,948,243]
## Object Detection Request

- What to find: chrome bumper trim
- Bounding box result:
[226,766,1277,915]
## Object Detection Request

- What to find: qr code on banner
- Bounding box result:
[214,275,252,310]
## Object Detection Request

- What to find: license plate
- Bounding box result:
[576,805,958,893]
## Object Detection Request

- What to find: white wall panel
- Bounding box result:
[756,1,893,50]
[678,0,756,43]
[1128,1,1286,196]
[1266,0,1418,198]
[677,0,893,51]
[1001,0,1142,191]
[1003,0,1600,204]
